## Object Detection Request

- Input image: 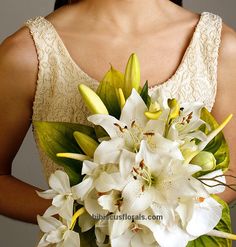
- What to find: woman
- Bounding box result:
[0,0,236,241]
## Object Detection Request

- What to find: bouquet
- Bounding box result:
[35,53,236,247]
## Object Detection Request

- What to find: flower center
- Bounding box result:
[132,160,157,189]
[130,223,142,233]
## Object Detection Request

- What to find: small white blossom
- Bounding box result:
[37,170,82,220]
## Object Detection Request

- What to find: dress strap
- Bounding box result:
[195,12,222,110]
[24,16,69,121]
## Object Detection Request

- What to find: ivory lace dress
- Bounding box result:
[24,11,222,246]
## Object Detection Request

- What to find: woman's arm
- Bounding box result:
[0,28,51,224]
[212,23,236,204]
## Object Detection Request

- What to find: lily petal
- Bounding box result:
[186,197,222,236]
[63,230,81,247]
[37,215,62,233]
[49,171,71,194]
[94,137,124,164]
[120,89,148,128]
[88,114,126,139]
[73,177,93,200]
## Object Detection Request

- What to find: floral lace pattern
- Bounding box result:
[24,12,222,182]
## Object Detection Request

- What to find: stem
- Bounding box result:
[70,207,86,230]
[207,229,236,240]
[199,179,236,192]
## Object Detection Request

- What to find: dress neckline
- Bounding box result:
[41,12,206,89]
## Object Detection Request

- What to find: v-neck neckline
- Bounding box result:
[41,12,206,89]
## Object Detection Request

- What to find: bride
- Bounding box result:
[0,0,236,244]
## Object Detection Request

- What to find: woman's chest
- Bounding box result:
[59,29,192,87]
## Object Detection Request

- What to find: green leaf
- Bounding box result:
[195,108,230,177]
[96,65,124,118]
[94,125,109,140]
[140,80,151,108]
[33,121,96,185]
[187,195,232,247]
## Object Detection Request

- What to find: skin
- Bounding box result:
[0,0,236,224]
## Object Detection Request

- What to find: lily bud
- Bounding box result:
[124,53,141,98]
[73,131,99,158]
[191,151,216,171]
[78,84,108,114]
[56,153,90,161]
[117,88,126,109]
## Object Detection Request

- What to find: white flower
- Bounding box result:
[137,210,191,247]
[89,89,182,166]
[109,214,157,247]
[176,196,223,238]
[37,170,82,220]
[120,140,207,215]
[37,215,80,247]
[74,160,126,201]
[167,102,207,143]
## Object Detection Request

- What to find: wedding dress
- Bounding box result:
[24,11,222,246]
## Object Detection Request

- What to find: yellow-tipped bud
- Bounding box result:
[117,88,126,109]
[124,53,141,98]
[56,153,90,161]
[191,151,216,171]
[198,114,233,151]
[207,230,236,240]
[184,114,233,164]
[73,131,99,158]
[78,84,108,114]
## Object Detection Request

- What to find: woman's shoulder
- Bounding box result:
[0,26,38,100]
[218,22,236,83]
[1,26,38,68]
[217,22,236,101]
[220,22,236,61]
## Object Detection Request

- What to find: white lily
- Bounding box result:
[37,170,82,220]
[120,140,207,215]
[109,213,157,247]
[167,102,207,142]
[37,215,80,247]
[74,160,126,201]
[134,208,192,247]
[89,89,182,166]
[176,196,223,238]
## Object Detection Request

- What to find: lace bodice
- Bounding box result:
[24,12,222,182]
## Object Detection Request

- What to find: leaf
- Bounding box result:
[140,80,151,108]
[195,108,230,177]
[33,121,96,185]
[187,195,232,247]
